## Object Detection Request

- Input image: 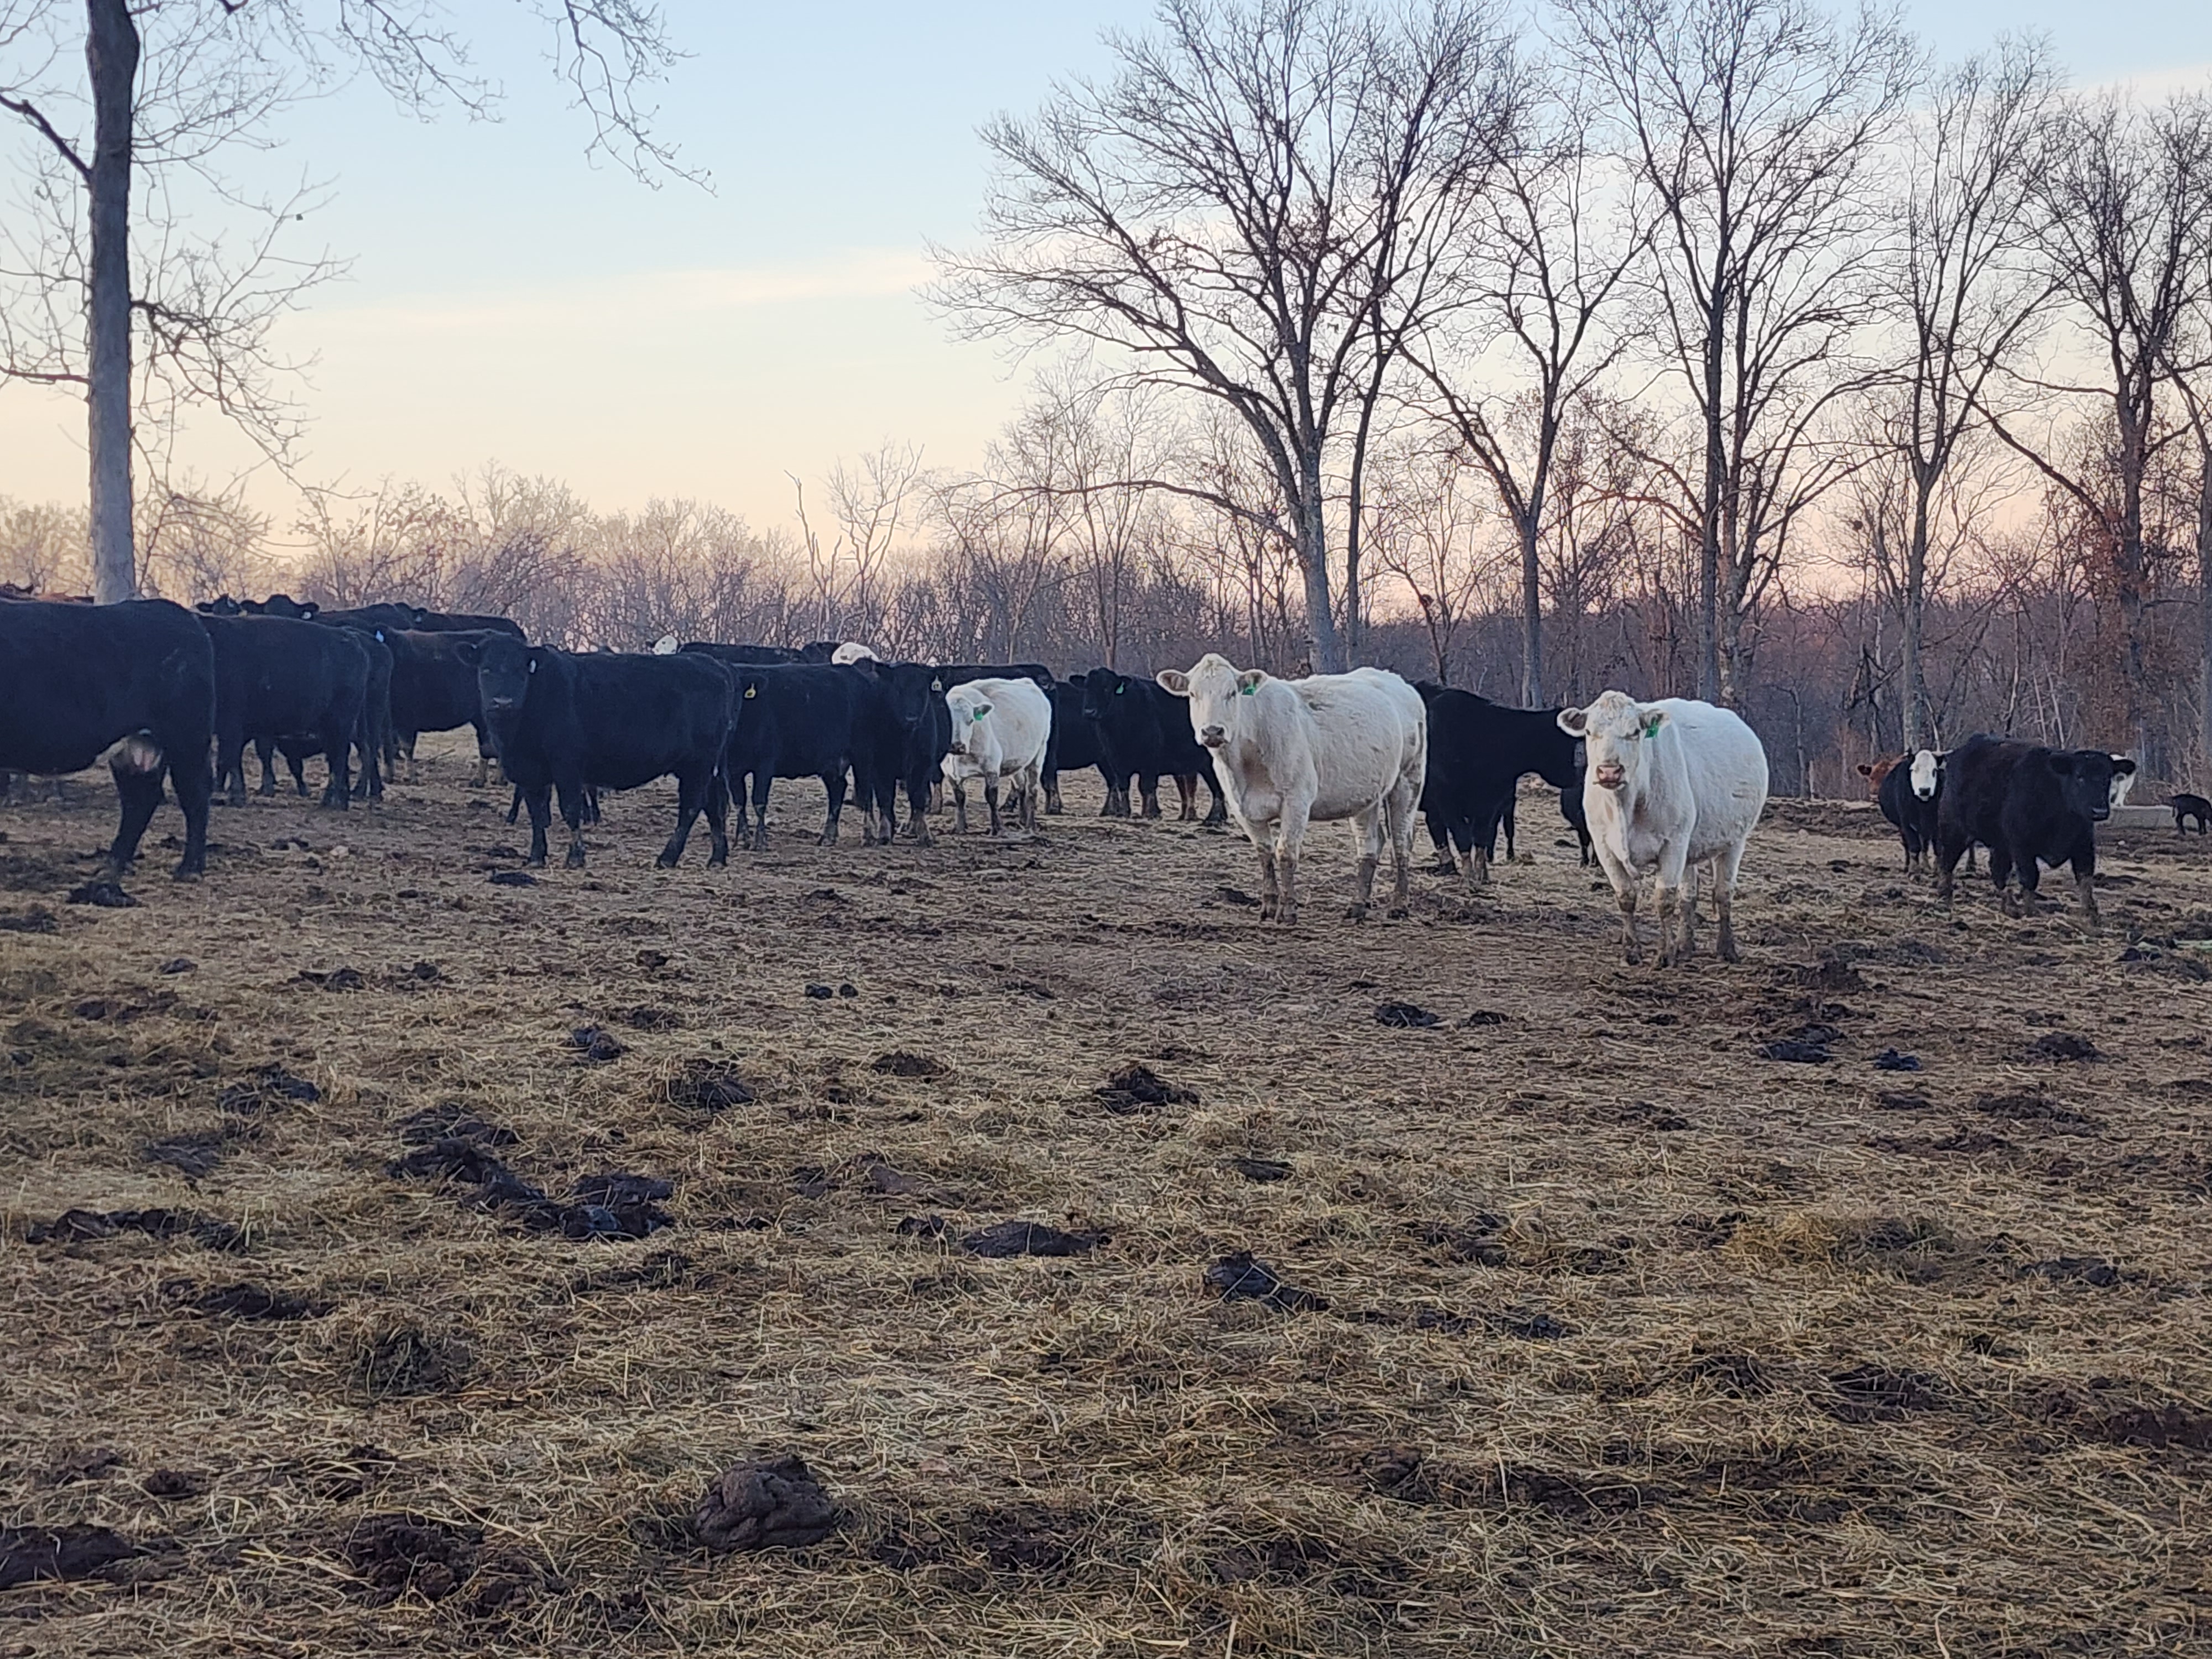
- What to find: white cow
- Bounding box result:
[830,641,880,665]
[1558,691,1768,966]
[941,677,1052,836]
[1156,654,1426,924]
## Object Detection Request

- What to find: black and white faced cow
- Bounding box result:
[1934,737,2134,930]
[462,635,730,869]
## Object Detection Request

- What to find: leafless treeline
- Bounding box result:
[8,0,2212,797]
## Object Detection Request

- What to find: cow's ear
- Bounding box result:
[1557,706,1589,735]
[455,639,482,667]
[1237,670,1266,696]
[973,702,992,721]
[1640,709,1667,738]
[299,602,318,619]
[1156,670,1190,697]
[411,607,427,625]
[1856,763,1874,777]
[2114,756,2137,775]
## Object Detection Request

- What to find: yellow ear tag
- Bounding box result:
[929,679,942,692]
[743,686,756,699]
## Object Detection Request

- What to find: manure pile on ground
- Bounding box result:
[2,733,2208,1655]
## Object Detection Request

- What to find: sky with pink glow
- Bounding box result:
[1,1,2208,544]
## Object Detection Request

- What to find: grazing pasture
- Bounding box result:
[3,731,2210,1657]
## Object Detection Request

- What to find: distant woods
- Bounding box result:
[7,0,2212,795]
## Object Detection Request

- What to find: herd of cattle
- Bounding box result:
[0,588,2174,962]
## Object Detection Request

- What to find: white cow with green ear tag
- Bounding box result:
[941,676,1052,836]
[1556,691,1768,967]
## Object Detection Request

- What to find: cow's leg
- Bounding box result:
[1175,774,1197,820]
[984,776,1003,837]
[1501,795,1518,862]
[1203,773,1228,827]
[557,779,589,868]
[1022,766,1041,833]
[1933,825,1969,909]
[1274,804,1311,925]
[1253,831,1281,921]
[905,770,935,847]
[216,730,247,808]
[1592,838,1641,964]
[1139,775,1162,818]
[1653,838,1695,967]
[469,731,490,789]
[254,737,277,796]
[1346,805,1386,921]
[522,786,552,867]
[705,771,730,867]
[2070,843,2099,933]
[1045,766,1063,815]
[1988,838,2018,915]
[1386,773,1418,912]
[286,750,309,797]
[750,777,773,851]
[102,765,164,881]
[658,766,707,868]
[1713,840,1747,963]
[1426,809,1455,873]
[168,744,211,880]
[820,769,847,846]
[950,775,970,834]
[321,724,352,810]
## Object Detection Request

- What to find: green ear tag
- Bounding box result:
[1641,714,1661,738]
[1240,684,1255,696]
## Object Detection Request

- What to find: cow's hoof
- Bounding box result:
[654,853,679,869]
[1386,905,1408,921]
[565,854,586,870]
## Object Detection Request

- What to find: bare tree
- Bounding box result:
[1865,39,2054,748]
[1364,434,1506,684]
[935,0,1519,672]
[1561,0,1915,700]
[1985,90,2212,773]
[1410,59,1644,704]
[0,1,691,603]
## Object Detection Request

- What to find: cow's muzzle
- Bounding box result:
[1200,726,1225,748]
[1594,764,1625,790]
[2089,805,2110,822]
[487,695,518,712]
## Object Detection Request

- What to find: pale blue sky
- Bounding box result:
[2,0,2209,540]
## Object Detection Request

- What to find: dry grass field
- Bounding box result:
[3,729,2211,1657]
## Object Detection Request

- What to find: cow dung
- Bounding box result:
[2030,1032,2101,1062]
[0,1524,138,1589]
[1872,1048,1922,1072]
[157,956,195,973]
[693,1454,839,1552]
[961,1219,1105,1258]
[1205,1251,1328,1313]
[0,905,58,933]
[487,870,537,887]
[1759,1040,1832,1064]
[1229,1156,1293,1183]
[569,1026,627,1063]
[872,1049,949,1079]
[666,1062,757,1112]
[1095,1062,1196,1113]
[140,1469,203,1500]
[342,1512,479,1604]
[65,881,136,908]
[217,1064,321,1114]
[1374,1000,1440,1028]
[804,983,835,999]
[179,1281,322,1321]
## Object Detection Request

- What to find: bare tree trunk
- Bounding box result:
[86,0,140,603]
[2200,441,2212,771]
[1519,513,1543,706]
[1698,313,1725,702]
[1297,454,1342,673]
[1903,473,1932,749]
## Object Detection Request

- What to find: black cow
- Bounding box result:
[797,640,846,663]
[679,641,806,666]
[1415,684,1582,888]
[854,661,952,845]
[1935,735,2135,930]
[461,636,730,868]
[197,613,370,808]
[0,598,215,880]
[410,609,524,639]
[1078,667,1225,823]
[385,629,498,784]
[1046,681,1108,814]
[721,663,879,849]
[2171,792,2211,834]
[1870,749,1942,873]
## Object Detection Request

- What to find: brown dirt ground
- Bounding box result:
[3,733,2210,1657]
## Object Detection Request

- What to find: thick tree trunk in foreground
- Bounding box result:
[86,0,140,603]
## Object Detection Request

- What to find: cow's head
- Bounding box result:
[1908,748,1943,801]
[196,594,244,617]
[457,632,539,716]
[1556,691,1663,794]
[2108,756,2138,810]
[1156,653,1262,750]
[2044,748,2133,823]
[1079,666,1129,725]
[880,663,946,733]
[945,685,993,756]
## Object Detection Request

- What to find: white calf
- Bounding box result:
[1558,691,1769,966]
[1156,653,1425,924]
[942,677,1052,836]
[830,641,879,665]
